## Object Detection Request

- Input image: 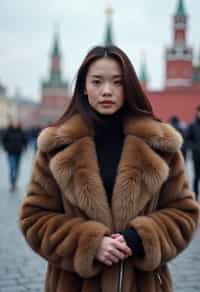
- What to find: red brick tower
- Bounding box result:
[40,30,70,126]
[165,0,193,89]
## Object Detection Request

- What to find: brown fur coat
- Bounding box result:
[20,114,199,292]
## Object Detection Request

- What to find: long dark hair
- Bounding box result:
[52,45,156,128]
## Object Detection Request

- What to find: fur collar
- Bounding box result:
[38,114,183,154]
[36,113,183,231]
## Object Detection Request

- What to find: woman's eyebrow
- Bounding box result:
[89,74,103,78]
[89,74,122,78]
[112,74,122,78]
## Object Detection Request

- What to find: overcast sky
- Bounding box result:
[0,0,200,101]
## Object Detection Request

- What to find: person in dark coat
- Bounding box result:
[2,118,27,191]
[27,126,41,152]
[169,116,187,160]
[186,105,200,200]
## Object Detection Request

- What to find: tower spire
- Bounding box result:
[173,0,188,46]
[104,4,114,46]
[52,30,61,58]
[139,52,148,89]
[42,28,68,89]
[50,27,62,85]
[176,0,186,16]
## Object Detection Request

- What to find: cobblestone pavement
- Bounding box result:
[0,147,199,292]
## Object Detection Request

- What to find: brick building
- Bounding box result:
[142,0,200,123]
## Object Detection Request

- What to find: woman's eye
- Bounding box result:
[114,80,122,85]
[92,80,101,85]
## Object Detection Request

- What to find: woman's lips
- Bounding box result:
[100,101,114,107]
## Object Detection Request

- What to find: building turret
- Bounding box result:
[174,0,187,46]
[165,0,193,88]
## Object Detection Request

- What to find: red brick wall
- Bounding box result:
[166,59,193,82]
[147,88,200,123]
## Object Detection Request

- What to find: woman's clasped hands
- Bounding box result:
[96,233,132,266]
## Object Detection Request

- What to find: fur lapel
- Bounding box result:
[38,114,182,231]
[49,137,113,229]
[111,135,169,230]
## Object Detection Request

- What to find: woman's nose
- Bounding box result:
[102,83,112,96]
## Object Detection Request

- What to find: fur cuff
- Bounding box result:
[74,221,110,278]
[129,216,161,271]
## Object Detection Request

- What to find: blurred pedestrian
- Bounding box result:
[2,118,27,191]
[169,115,187,160]
[28,126,41,152]
[19,46,199,292]
[186,105,200,200]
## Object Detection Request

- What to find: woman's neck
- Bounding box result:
[94,108,124,135]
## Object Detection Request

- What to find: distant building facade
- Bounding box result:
[12,92,40,129]
[0,82,17,128]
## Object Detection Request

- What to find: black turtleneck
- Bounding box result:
[94,109,144,257]
[94,110,124,204]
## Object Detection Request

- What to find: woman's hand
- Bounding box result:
[111,233,133,257]
[96,235,132,266]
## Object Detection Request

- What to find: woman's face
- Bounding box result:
[85,57,125,115]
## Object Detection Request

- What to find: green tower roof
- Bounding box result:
[52,31,61,57]
[176,0,186,16]
[104,6,114,46]
[139,56,148,83]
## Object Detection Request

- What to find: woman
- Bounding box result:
[19,46,199,292]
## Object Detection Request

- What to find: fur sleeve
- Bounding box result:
[128,151,200,271]
[19,151,110,278]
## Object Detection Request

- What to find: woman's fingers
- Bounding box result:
[104,259,113,266]
[112,239,132,256]
[109,248,127,261]
[111,233,122,239]
[111,234,125,242]
[106,252,120,263]
[96,236,132,266]
[112,234,132,254]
